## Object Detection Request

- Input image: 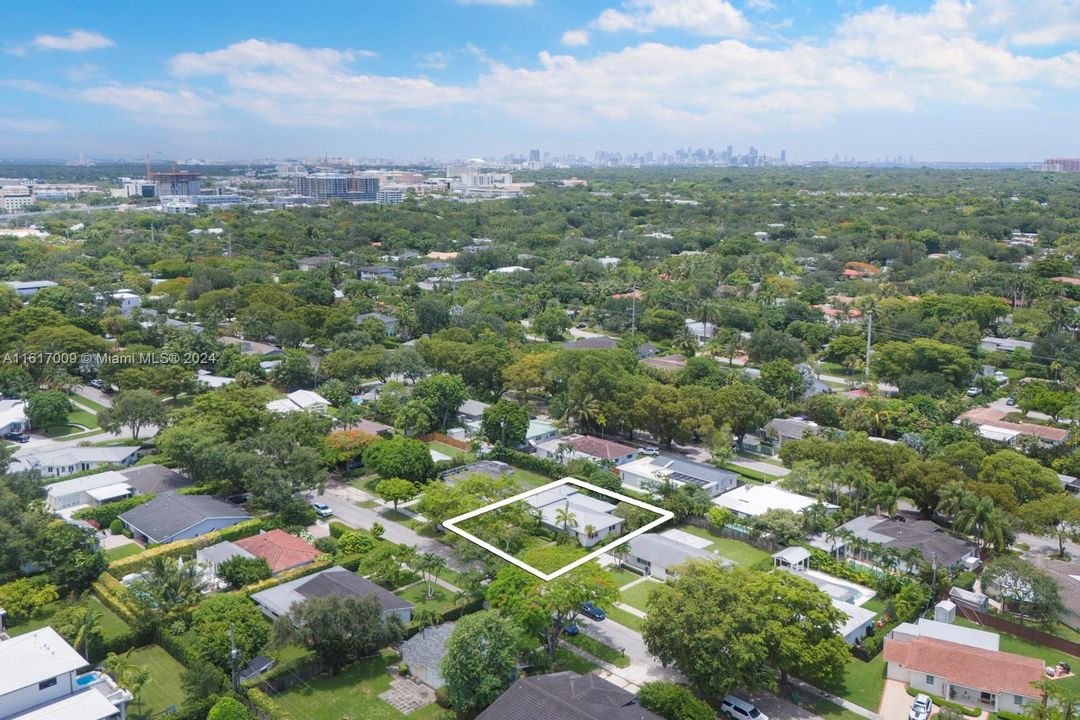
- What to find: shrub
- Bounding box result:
[245,688,296,720]
[904,687,981,716]
[952,571,977,591]
[637,682,715,720]
[486,445,564,479]
[74,495,155,528]
[0,577,59,624]
[109,518,124,535]
[217,556,272,590]
[339,530,375,555]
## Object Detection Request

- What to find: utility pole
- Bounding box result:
[630,284,637,335]
[864,310,873,378]
[229,626,239,692]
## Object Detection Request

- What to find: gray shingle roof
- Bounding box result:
[628,533,723,571]
[250,566,413,618]
[477,672,662,720]
[119,493,250,542]
[119,463,191,495]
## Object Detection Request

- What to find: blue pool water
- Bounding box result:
[75,674,97,687]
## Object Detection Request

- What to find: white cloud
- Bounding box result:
[76,84,216,128]
[64,63,100,82]
[0,117,62,132]
[592,0,751,36]
[417,50,452,69]
[13,29,114,55]
[561,29,590,47]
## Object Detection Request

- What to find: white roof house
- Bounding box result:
[713,484,836,518]
[524,486,624,548]
[265,389,329,414]
[0,398,28,435]
[10,446,140,478]
[890,618,999,651]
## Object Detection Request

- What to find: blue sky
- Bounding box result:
[2,0,1079,162]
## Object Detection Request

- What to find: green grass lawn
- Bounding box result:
[563,633,631,668]
[606,605,645,632]
[955,619,1080,694]
[104,543,144,562]
[395,583,458,615]
[359,499,379,508]
[552,646,599,675]
[68,408,99,429]
[128,645,187,720]
[509,469,553,489]
[73,394,109,413]
[350,474,382,494]
[38,424,84,438]
[801,694,872,720]
[861,597,885,614]
[831,654,886,712]
[381,508,413,523]
[673,525,771,566]
[604,567,643,589]
[9,596,130,640]
[274,651,446,720]
[722,463,772,484]
[619,579,661,613]
[427,441,474,461]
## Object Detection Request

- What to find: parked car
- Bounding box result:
[3,431,29,443]
[993,371,1009,384]
[226,493,251,505]
[721,696,768,720]
[909,694,933,720]
[564,623,579,636]
[311,502,333,518]
[640,446,660,457]
[966,387,981,397]
[88,378,105,389]
[1006,395,1017,406]
[580,602,606,621]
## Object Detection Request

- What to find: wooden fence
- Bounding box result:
[418,432,470,450]
[957,604,1080,656]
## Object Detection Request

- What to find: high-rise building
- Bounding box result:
[780,150,787,162]
[153,171,202,197]
[294,173,379,201]
[529,149,540,162]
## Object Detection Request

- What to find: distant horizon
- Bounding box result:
[2,1,1080,161]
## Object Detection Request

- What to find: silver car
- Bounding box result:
[909,694,933,720]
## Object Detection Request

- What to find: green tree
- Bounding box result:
[759,359,807,403]
[532,304,571,341]
[363,436,434,483]
[54,604,102,660]
[413,373,467,429]
[637,682,715,720]
[953,494,1011,552]
[129,555,209,620]
[272,594,404,675]
[979,450,1062,505]
[98,389,167,439]
[269,349,315,390]
[207,697,251,720]
[38,521,106,593]
[480,399,530,447]
[709,383,779,450]
[191,594,270,671]
[440,611,521,714]
[27,390,70,429]
[216,555,273,589]
[643,563,848,695]
[487,546,617,659]
[982,556,1064,624]
[1019,493,1080,558]
[0,578,58,623]
[375,477,420,510]
[103,650,149,714]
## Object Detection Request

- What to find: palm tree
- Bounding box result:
[416,608,442,636]
[133,556,209,619]
[417,552,446,601]
[558,393,601,431]
[103,649,149,715]
[59,606,101,659]
[954,495,1009,552]
[554,503,578,536]
[672,326,699,356]
[936,481,968,519]
[584,524,598,540]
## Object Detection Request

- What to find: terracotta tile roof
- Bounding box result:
[957,408,1071,443]
[565,434,637,461]
[234,529,321,574]
[884,636,1045,698]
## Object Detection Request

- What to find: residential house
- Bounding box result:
[525,485,623,548]
[104,290,141,316]
[10,446,140,478]
[295,255,336,271]
[684,319,716,344]
[217,336,283,358]
[772,547,877,645]
[956,407,1070,447]
[195,370,235,389]
[889,615,1000,652]
[764,417,820,448]
[616,455,739,497]
[2,280,58,298]
[561,336,617,351]
[234,529,321,575]
[980,337,1034,354]
[0,627,132,720]
[534,434,638,466]
[119,493,251,544]
[713,484,836,519]
[477,671,663,720]
[837,515,979,571]
[357,266,398,282]
[457,399,490,423]
[265,389,330,414]
[399,621,456,688]
[250,566,413,624]
[348,418,394,437]
[883,635,1043,713]
[1027,556,1080,631]
[356,312,398,336]
[624,533,728,580]
[439,460,514,486]
[44,462,188,510]
[525,418,559,447]
[196,541,254,588]
[640,354,687,373]
[0,399,28,436]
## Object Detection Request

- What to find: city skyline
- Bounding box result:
[2,0,1080,162]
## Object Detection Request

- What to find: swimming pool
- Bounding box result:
[75,672,99,687]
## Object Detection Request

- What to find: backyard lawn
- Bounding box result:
[274,651,446,720]
[673,525,771,566]
[104,543,144,562]
[394,583,459,616]
[9,596,129,640]
[128,645,187,720]
[427,441,474,462]
[606,605,645,632]
[509,469,553,489]
[619,579,661,613]
[832,654,886,712]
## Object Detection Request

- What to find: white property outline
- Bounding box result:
[442,476,674,581]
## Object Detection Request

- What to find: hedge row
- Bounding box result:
[904,687,981,716]
[486,445,564,479]
[108,518,265,577]
[91,574,139,624]
[246,687,297,720]
[73,495,155,528]
[157,626,201,668]
[403,596,485,638]
[241,651,317,690]
[808,548,882,589]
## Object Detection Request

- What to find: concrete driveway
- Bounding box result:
[879,680,911,720]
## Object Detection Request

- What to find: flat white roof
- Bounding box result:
[287,389,328,408]
[713,483,829,517]
[10,687,118,720]
[0,627,87,696]
[892,618,999,651]
[85,483,132,502]
[835,599,877,640]
[46,471,129,499]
